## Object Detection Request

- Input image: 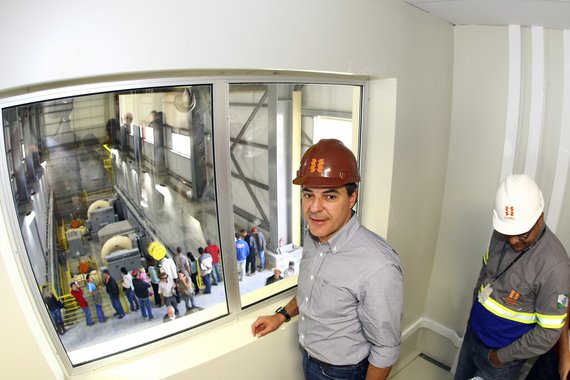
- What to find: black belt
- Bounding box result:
[304,350,369,368]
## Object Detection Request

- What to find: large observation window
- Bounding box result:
[0,75,364,368]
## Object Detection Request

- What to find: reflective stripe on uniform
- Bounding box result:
[483,250,490,266]
[535,312,566,329]
[478,286,566,328]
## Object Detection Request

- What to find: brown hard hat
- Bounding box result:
[292,139,360,187]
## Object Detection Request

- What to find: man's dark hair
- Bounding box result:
[346,183,358,197]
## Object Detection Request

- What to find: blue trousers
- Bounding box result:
[138,297,153,319]
[302,350,368,380]
[259,250,265,270]
[202,274,211,293]
[94,303,106,322]
[50,308,64,328]
[213,263,223,283]
[109,295,125,316]
[454,327,525,380]
[82,306,93,325]
[124,288,139,311]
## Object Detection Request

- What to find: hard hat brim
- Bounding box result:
[292,175,360,188]
[492,208,543,235]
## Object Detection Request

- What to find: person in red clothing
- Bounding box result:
[70,281,94,326]
[205,239,223,283]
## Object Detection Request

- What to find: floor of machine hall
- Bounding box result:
[59,266,274,352]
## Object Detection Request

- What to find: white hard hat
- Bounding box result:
[492,174,544,235]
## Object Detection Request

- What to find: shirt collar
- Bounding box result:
[308,212,360,254]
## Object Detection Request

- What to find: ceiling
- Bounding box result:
[404,0,570,30]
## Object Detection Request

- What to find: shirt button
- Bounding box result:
[301,316,305,321]
[305,297,309,302]
[301,334,305,339]
[320,253,323,257]
[310,275,314,280]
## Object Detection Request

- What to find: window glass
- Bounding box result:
[229,83,362,307]
[1,85,226,365]
[171,132,191,157]
[314,116,353,148]
[0,77,363,367]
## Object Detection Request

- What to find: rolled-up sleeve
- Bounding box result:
[358,261,404,368]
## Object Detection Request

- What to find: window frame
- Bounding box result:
[0,72,368,373]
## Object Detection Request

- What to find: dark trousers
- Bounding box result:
[525,349,559,380]
[164,295,179,314]
[246,253,257,274]
[190,273,199,293]
[151,282,161,306]
[454,327,525,380]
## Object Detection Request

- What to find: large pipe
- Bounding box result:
[100,235,132,264]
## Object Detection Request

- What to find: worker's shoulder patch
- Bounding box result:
[557,294,569,309]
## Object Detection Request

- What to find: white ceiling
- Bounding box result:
[404,0,570,30]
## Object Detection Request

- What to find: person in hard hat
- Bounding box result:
[152,243,178,302]
[251,139,403,380]
[455,174,570,380]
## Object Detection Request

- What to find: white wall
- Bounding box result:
[424,25,570,365]
[0,0,454,378]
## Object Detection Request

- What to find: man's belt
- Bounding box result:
[304,350,369,368]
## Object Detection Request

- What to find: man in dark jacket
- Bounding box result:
[241,228,257,276]
[132,270,154,320]
[103,269,125,319]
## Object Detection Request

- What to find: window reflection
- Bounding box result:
[0,78,363,366]
[1,85,226,365]
[229,83,362,306]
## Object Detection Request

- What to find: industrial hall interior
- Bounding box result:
[2,0,570,379]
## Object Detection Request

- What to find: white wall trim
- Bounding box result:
[500,25,522,181]
[525,26,545,178]
[546,29,570,232]
[402,316,463,348]
[402,316,463,374]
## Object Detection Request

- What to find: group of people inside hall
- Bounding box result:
[234,226,267,281]
[249,139,570,380]
[45,239,228,331]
